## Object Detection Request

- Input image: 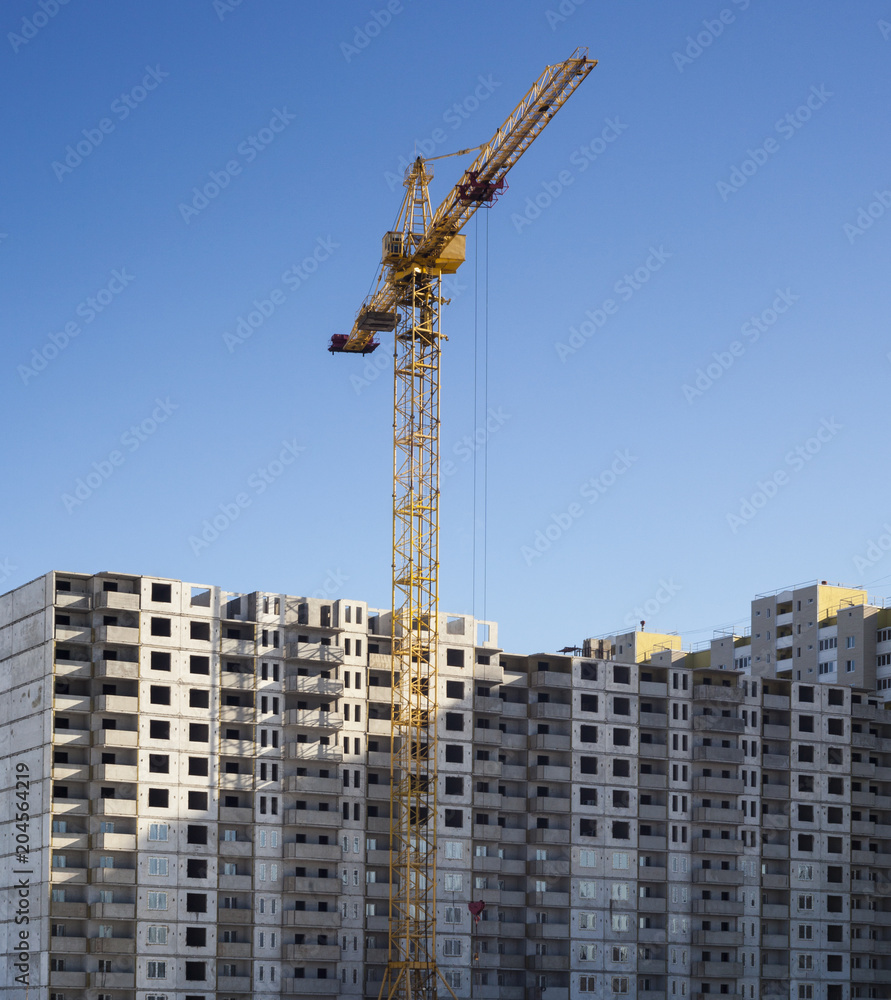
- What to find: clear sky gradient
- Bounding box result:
[2,0,890,654]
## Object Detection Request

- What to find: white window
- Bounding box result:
[270,864,278,881]
[579,912,596,929]
[846,659,855,672]
[798,954,813,970]
[612,978,630,995]
[366,871,377,884]
[147,925,168,944]
[580,978,597,993]
[475,876,488,890]
[147,892,168,910]
[148,823,168,842]
[612,852,629,870]
[534,880,547,892]
[474,845,488,857]
[611,914,630,932]
[261,830,269,848]
[579,850,597,867]
[445,972,461,988]
[799,986,813,999]
[444,873,463,892]
[443,939,462,956]
[223,829,237,841]
[444,841,463,859]
[611,883,629,901]
[612,946,628,962]
[579,880,596,898]
[52,855,66,868]
[223,863,237,875]
[98,924,113,938]
[671,856,688,873]
[670,886,688,903]
[798,894,813,910]
[146,961,166,979]
[366,903,376,916]
[536,848,548,861]
[798,864,814,881]
[579,943,597,961]
[847,636,856,648]
[147,857,168,877]
[271,831,279,848]
[258,864,267,881]
[444,907,461,923]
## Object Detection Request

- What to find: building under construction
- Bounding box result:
[3,569,891,1000]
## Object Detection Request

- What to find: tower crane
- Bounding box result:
[328,47,597,1000]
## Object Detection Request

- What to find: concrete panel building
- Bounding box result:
[2,571,891,1000]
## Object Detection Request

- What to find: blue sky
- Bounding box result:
[2,0,890,653]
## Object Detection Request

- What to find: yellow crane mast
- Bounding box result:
[328,47,597,1000]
